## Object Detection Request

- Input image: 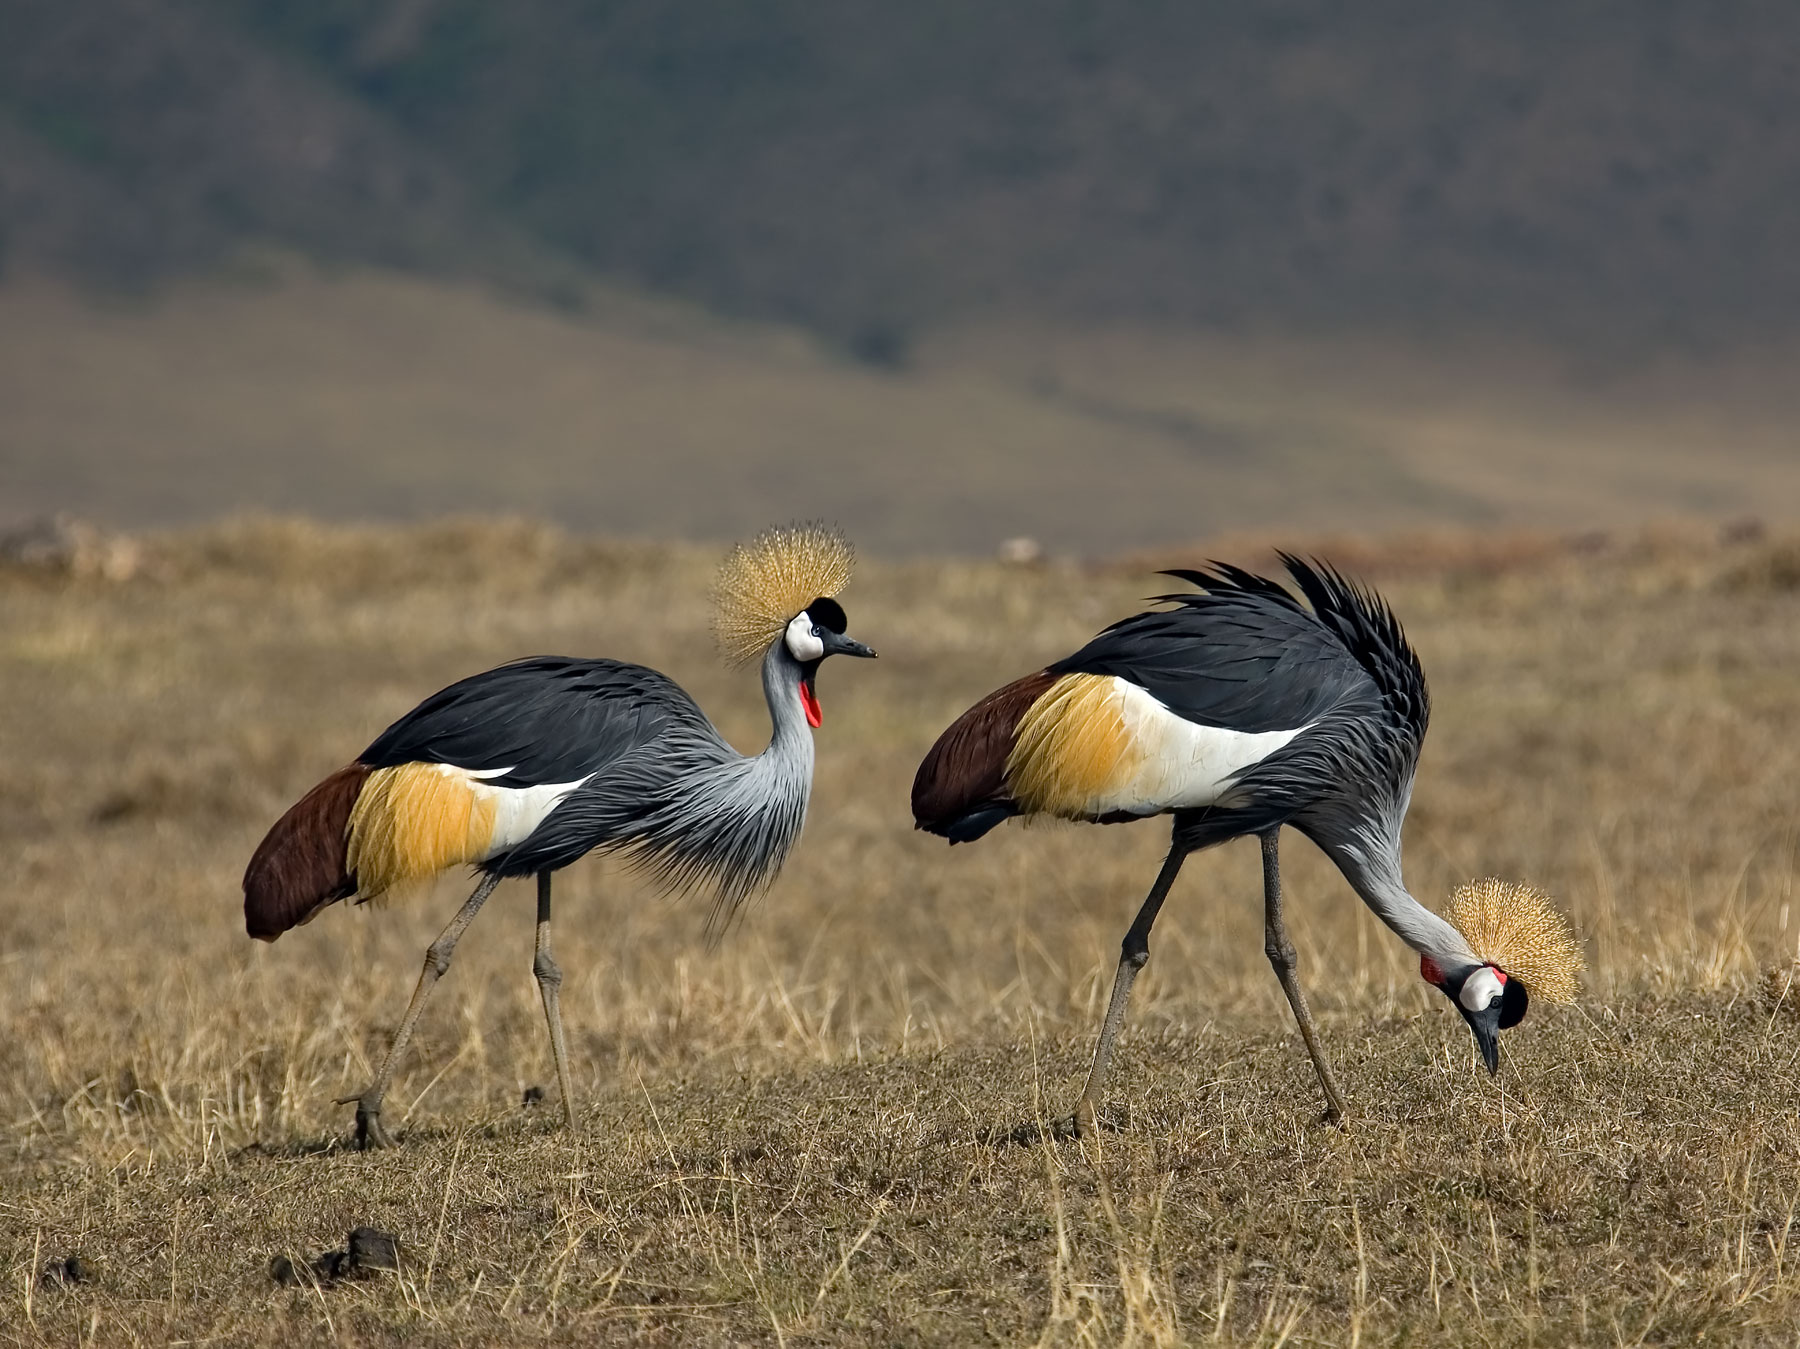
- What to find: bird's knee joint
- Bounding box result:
[424,941,456,978]
[1264,938,1296,968]
[533,952,562,988]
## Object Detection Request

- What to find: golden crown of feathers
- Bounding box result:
[1444,879,1584,1003]
[713,523,856,665]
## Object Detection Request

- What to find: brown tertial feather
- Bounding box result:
[912,671,1056,832]
[243,763,371,942]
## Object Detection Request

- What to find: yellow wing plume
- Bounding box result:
[347,763,498,903]
[1006,674,1144,818]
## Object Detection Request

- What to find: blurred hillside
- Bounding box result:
[5,1,1798,550]
[6,0,1800,352]
[4,267,1798,554]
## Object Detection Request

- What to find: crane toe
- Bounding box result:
[333,1088,395,1149]
[990,1105,1126,1148]
[354,1106,394,1150]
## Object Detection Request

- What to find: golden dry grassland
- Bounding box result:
[3,518,1799,1346]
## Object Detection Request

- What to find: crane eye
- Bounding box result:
[785,612,826,661]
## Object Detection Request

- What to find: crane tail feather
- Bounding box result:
[243,763,371,941]
[911,670,1056,840]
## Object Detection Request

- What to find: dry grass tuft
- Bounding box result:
[1759,960,1800,1017]
[1721,539,1800,593]
[3,518,1799,1345]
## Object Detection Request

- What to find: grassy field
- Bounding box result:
[2,517,1799,1345]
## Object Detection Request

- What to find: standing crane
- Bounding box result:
[911,555,1580,1129]
[243,524,875,1148]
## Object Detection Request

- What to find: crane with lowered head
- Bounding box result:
[912,555,1581,1131]
[244,524,875,1147]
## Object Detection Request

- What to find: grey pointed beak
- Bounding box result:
[822,632,876,659]
[1459,1002,1503,1075]
[1476,1023,1501,1075]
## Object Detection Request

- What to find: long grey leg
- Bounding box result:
[1260,829,1347,1124]
[532,871,577,1130]
[1073,843,1189,1131]
[336,872,501,1149]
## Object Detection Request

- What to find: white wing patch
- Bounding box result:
[420,762,596,857]
[1098,678,1308,816]
[478,776,594,855]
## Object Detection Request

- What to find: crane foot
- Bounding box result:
[334,1090,395,1149]
[354,1106,395,1150]
[992,1107,1125,1148]
[1065,1105,1129,1139]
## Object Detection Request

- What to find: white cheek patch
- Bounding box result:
[785,612,825,662]
[1459,965,1505,1013]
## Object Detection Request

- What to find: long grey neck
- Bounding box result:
[635,638,817,920]
[1323,824,1477,968]
[758,640,816,763]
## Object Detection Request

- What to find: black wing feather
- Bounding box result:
[1050,576,1366,734]
[359,656,708,786]
[1273,553,1430,744]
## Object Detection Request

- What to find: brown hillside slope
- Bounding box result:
[15,1,1800,350]
[4,270,1798,555]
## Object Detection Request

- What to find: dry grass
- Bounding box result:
[2,518,1799,1346]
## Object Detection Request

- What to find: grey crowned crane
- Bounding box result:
[911,555,1581,1129]
[243,524,875,1147]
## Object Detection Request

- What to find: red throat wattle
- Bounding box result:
[799,681,822,728]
